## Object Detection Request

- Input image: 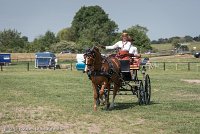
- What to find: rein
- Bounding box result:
[87,55,118,81]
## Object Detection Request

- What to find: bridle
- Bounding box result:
[84,49,95,63]
[84,47,103,73]
[84,49,96,72]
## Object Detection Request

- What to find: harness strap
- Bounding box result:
[89,71,111,78]
[87,56,123,87]
[105,57,113,73]
[87,56,114,80]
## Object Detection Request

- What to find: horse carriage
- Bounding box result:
[84,46,151,111]
[113,49,151,105]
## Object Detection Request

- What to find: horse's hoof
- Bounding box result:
[96,100,100,106]
[100,103,105,106]
[109,105,114,110]
[104,103,110,111]
[109,107,113,111]
[94,106,97,111]
[100,99,105,106]
[104,107,111,111]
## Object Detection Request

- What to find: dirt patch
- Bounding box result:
[181,79,200,84]
[0,122,74,134]
[88,123,101,134]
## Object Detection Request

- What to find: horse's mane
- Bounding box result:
[92,46,102,61]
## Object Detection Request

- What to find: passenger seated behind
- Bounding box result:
[127,36,139,56]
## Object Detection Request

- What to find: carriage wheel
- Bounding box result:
[144,74,151,105]
[137,81,145,105]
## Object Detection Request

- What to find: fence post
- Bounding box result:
[163,62,165,71]
[27,62,29,71]
[188,62,190,71]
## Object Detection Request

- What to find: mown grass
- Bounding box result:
[0,56,200,134]
[151,43,174,51]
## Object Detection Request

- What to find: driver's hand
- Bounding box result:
[99,45,106,49]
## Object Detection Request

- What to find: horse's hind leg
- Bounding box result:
[110,84,119,109]
[104,84,110,110]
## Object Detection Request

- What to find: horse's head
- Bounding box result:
[84,46,101,72]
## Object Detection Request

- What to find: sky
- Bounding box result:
[0,0,200,42]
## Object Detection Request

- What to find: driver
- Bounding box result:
[102,32,138,55]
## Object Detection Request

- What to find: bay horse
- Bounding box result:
[84,46,122,111]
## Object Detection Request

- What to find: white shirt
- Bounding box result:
[106,41,138,54]
[129,46,138,54]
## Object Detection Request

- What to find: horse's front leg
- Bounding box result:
[92,83,98,111]
[99,81,106,102]
[99,82,106,96]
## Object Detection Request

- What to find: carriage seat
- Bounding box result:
[130,54,141,70]
[116,50,141,70]
[130,57,141,70]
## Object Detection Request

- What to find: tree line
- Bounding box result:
[151,35,200,52]
[0,6,152,53]
[1,5,199,54]
[151,35,200,44]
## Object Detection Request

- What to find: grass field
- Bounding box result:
[0,56,200,134]
[151,42,200,52]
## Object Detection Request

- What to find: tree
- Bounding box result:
[126,25,151,52]
[171,38,182,49]
[43,31,58,48]
[50,40,77,53]
[156,38,169,44]
[31,31,58,52]
[0,29,28,52]
[184,35,193,42]
[193,35,200,41]
[168,36,180,43]
[71,5,118,48]
[57,28,74,41]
